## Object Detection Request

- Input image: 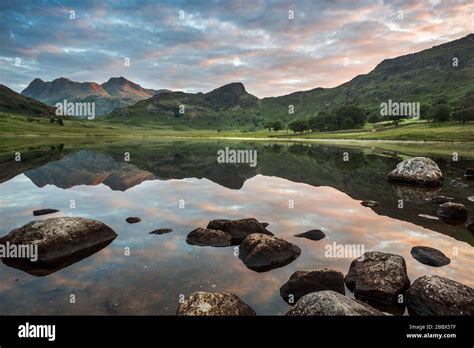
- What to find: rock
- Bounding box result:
[33,208,59,216]
[450,179,468,189]
[0,217,117,276]
[344,251,410,305]
[176,292,256,316]
[418,214,439,220]
[410,246,450,267]
[388,157,443,186]
[406,275,474,315]
[361,200,378,208]
[207,218,273,244]
[149,228,173,235]
[465,217,474,233]
[261,222,269,227]
[437,202,467,219]
[294,229,326,241]
[465,168,474,179]
[468,196,474,202]
[239,233,301,272]
[186,227,232,247]
[286,290,384,316]
[429,196,454,205]
[280,269,345,304]
[126,217,141,223]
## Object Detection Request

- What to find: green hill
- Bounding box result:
[0,84,54,117]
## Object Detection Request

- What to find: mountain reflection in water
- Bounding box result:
[0,141,472,315]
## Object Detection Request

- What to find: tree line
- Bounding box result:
[263,91,474,134]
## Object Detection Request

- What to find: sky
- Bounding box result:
[1,0,473,97]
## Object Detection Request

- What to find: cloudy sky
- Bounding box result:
[1,0,473,97]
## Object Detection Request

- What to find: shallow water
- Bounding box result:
[0,140,472,315]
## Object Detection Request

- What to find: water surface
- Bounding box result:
[0,140,472,315]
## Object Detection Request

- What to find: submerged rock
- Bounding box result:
[388,157,443,186]
[149,228,173,235]
[0,217,117,276]
[410,246,450,267]
[361,200,378,208]
[126,217,141,224]
[344,251,410,305]
[406,275,474,315]
[280,268,345,304]
[466,217,474,233]
[450,179,469,189]
[286,290,384,316]
[186,227,232,247]
[437,202,467,219]
[32,208,59,216]
[294,229,326,241]
[239,233,301,272]
[429,196,454,205]
[207,218,273,244]
[418,214,439,220]
[464,168,474,179]
[176,291,256,316]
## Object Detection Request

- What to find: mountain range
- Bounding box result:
[3,33,474,128]
[106,33,474,128]
[21,76,168,115]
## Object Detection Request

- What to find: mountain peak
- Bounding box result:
[101,76,153,99]
[208,82,246,96]
[205,82,257,109]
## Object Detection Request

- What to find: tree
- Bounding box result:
[272,121,283,131]
[264,121,283,131]
[419,104,431,120]
[428,104,451,122]
[334,105,366,129]
[367,114,381,124]
[288,119,309,134]
[452,107,474,123]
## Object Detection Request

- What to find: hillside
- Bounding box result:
[107,82,261,129]
[106,33,474,129]
[21,76,166,115]
[260,33,474,123]
[0,84,54,117]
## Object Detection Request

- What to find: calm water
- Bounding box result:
[0,140,473,315]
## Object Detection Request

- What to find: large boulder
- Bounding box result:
[207,218,273,244]
[410,246,450,267]
[176,292,256,316]
[239,233,301,272]
[280,268,345,304]
[388,157,443,186]
[406,276,474,315]
[286,290,384,316]
[0,217,117,276]
[344,251,410,305]
[185,227,231,247]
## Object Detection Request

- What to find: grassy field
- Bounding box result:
[1,112,473,142]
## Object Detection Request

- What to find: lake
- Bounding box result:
[0,139,472,315]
